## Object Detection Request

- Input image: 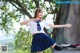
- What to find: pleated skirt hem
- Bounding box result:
[31,33,56,52]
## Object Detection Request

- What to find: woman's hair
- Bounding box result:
[34,8,42,18]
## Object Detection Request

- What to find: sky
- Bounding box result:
[0,30,14,41]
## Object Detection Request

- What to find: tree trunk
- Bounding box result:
[53,0,80,45]
[63,4,80,44]
[52,4,70,44]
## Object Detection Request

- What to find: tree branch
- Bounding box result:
[10,2,21,11]
[33,0,39,8]
[5,0,32,18]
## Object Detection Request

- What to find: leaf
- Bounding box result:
[0,5,8,12]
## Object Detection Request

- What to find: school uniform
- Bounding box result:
[27,20,56,52]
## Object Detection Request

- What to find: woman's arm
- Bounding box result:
[20,19,34,25]
[49,24,72,28]
[20,18,41,25]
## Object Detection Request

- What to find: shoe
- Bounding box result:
[68,45,76,48]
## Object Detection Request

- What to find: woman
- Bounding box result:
[20,8,72,53]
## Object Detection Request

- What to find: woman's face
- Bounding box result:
[37,11,43,19]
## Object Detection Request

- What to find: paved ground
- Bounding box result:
[54,46,80,53]
[54,51,80,53]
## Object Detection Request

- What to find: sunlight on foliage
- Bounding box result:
[15,28,32,51]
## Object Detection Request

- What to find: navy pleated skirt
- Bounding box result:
[31,33,56,52]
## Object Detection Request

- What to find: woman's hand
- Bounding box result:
[65,24,72,28]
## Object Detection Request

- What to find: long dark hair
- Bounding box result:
[34,8,42,18]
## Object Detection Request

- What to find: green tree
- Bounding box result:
[15,28,32,53]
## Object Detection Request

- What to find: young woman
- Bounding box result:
[20,8,72,53]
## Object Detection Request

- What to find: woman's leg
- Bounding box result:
[51,43,56,48]
[37,51,43,53]
[51,43,62,50]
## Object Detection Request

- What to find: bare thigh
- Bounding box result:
[37,51,43,53]
[51,44,56,48]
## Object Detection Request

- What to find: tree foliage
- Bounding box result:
[0,0,60,33]
[15,28,32,52]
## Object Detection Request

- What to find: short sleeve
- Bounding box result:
[42,20,50,27]
[42,20,54,28]
[26,21,32,26]
[44,21,50,27]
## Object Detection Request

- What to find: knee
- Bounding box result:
[51,44,62,51]
[51,43,56,48]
